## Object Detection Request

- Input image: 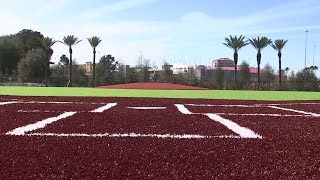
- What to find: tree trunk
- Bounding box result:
[278,52,282,90]
[69,46,73,87]
[234,51,238,89]
[45,54,48,87]
[92,48,96,87]
[257,51,261,90]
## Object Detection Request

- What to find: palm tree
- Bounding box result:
[249,36,272,90]
[60,35,81,87]
[271,39,288,90]
[39,37,57,87]
[88,36,102,87]
[223,35,249,88]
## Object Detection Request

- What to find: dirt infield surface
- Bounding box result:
[1,96,320,179]
[97,82,209,90]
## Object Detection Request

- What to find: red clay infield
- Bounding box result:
[97,82,209,90]
[1,96,320,179]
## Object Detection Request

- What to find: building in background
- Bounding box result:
[196,58,264,82]
[80,62,93,76]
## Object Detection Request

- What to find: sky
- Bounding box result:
[1,0,320,75]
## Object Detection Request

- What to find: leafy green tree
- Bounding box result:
[88,36,102,87]
[137,59,150,82]
[295,67,319,91]
[60,35,81,87]
[126,68,138,83]
[58,54,69,79]
[238,61,250,89]
[173,73,185,84]
[16,29,44,54]
[17,48,46,79]
[249,36,272,89]
[183,67,198,86]
[261,63,275,88]
[214,67,225,89]
[0,35,23,75]
[96,54,117,85]
[59,54,69,66]
[159,62,173,82]
[223,35,248,88]
[152,72,160,82]
[72,61,88,87]
[39,37,56,86]
[271,39,288,89]
[114,63,126,84]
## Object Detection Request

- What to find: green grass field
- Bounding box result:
[0,86,319,100]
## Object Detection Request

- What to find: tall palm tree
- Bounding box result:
[223,35,249,88]
[60,35,81,87]
[88,36,102,87]
[249,36,272,90]
[39,37,57,87]
[271,39,288,90]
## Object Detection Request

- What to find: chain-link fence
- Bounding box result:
[1,75,319,91]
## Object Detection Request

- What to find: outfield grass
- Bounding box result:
[0,86,319,100]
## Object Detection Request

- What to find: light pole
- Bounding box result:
[313,44,316,66]
[138,51,143,66]
[304,30,309,68]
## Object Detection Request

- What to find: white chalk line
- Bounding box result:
[0,109,313,117]
[205,114,262,139]
[25,132,242,139]
[2,100,320,107]
[175,104,263,139]
[268,106,320,117]
[5,112,77,135]
[215,113,313,117]
[8,101,106,105]
[127,107,167,110]
[90,103,117,113]
[175,104,193,114]
[185,104,256,107]
[0,101,19,105]
[185,102,320,107]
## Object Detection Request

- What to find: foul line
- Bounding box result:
[205,114,262,139]
[175,104,193,114]
[127,107,167,110]
[215,113,312,117]
[26,132,241,139]
[268,106,320,117]
[185,102,320,108]
[175,104,263,139]
[90,103,117,113]
[185,104,255,107]
[5,112,77,135]
[0,101,18,105]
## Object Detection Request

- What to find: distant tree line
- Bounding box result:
[0,29,319,91]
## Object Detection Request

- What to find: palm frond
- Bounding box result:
[39,37,57,52]
[249,36,272,51]
[88,36,102,48]
[61,35,82,46]
[223,35,248,51]
[271,39,288,51]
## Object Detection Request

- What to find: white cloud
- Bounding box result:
[33,0,74,16]
[79,0,157,19]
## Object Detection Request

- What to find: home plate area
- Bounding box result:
[2,97,320,140]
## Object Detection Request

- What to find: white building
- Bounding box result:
[171,63,196,74]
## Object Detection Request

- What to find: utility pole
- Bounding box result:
[304,30,309,68]
[313,44,316,66]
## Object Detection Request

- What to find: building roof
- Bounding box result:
[214,58,233,61]
[203,66,264,74]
